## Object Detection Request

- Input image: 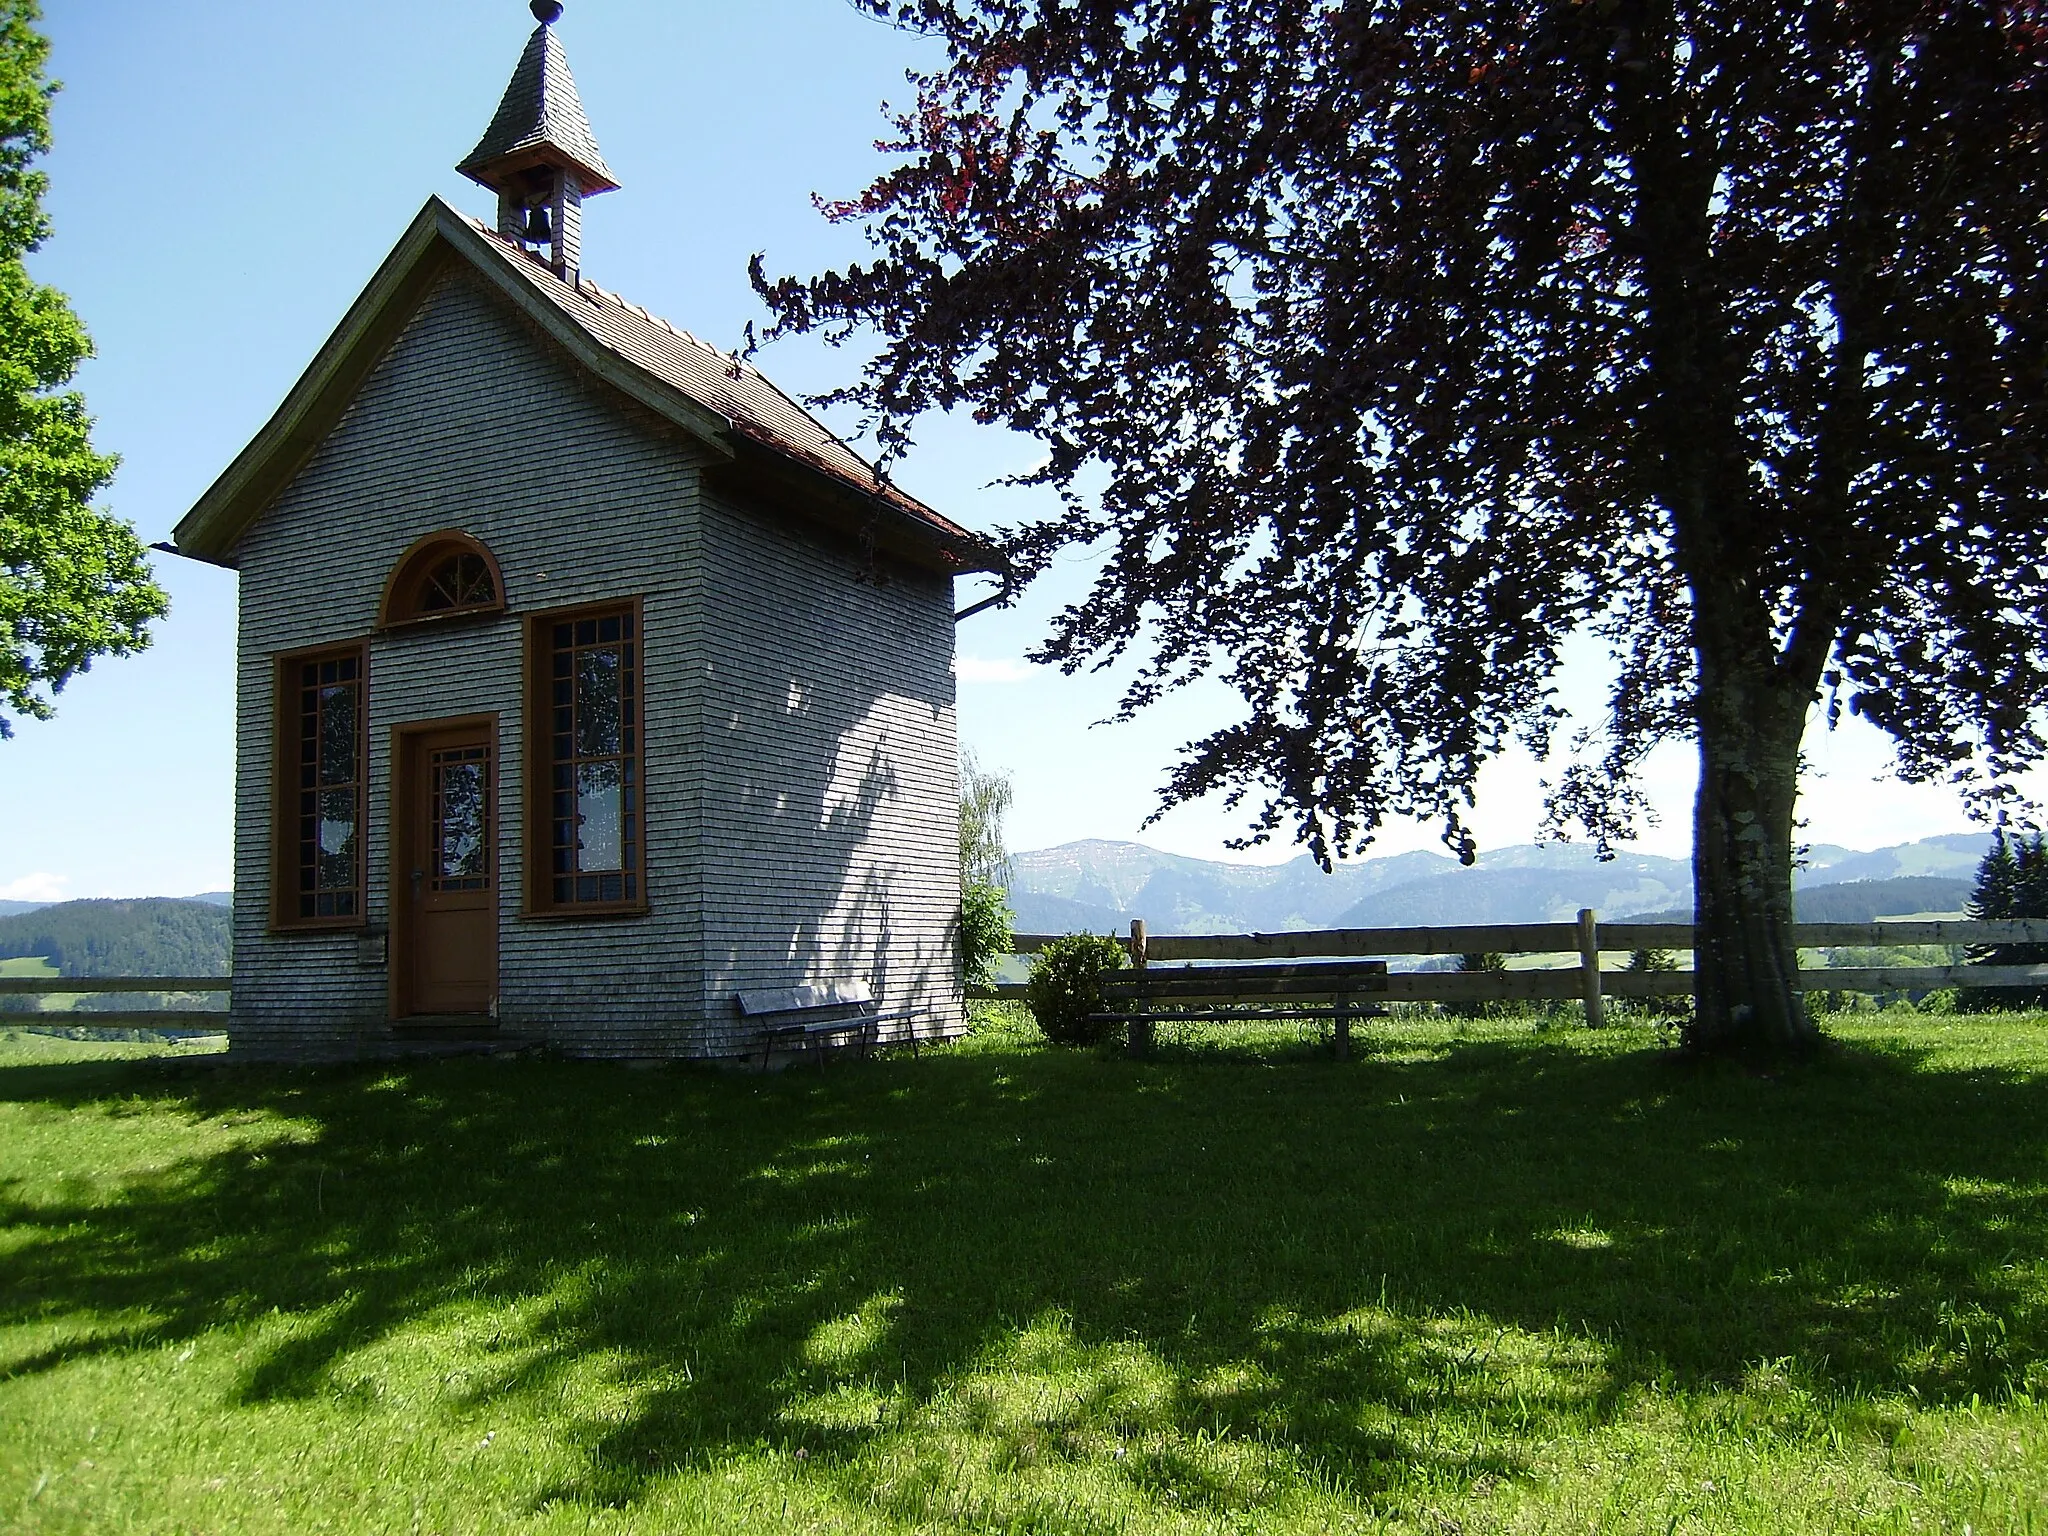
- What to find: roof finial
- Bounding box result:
[531,1,563,23]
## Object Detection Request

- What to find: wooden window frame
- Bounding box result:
[522,598,649,919]
[269,641,370,932]
[377,529,508,631]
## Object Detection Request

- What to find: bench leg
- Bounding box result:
[1334,996,1352,1061]
[1127,1011,1153,1059]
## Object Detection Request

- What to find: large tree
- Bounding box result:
[0,1,164,739]
[756,0,2048,1056]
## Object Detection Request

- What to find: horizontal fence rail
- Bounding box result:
[0,976,229,1032]
[987,918,2048,1014]
[0,977,230,994]
[1009,919,2048,959]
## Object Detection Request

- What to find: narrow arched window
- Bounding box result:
[378,531,507,629]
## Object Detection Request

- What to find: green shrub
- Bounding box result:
[959,882,1015,992]
[1024,933,1129,1046]
[1808,989,1867,1016]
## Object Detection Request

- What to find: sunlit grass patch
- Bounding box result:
[0,1025,227,1065]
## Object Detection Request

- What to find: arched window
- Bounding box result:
[378,531,507,629]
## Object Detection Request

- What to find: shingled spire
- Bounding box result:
[458,1,618,283]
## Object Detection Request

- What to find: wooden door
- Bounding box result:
[398,725,497,1016]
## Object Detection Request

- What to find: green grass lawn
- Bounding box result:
[0,1026,229,1065]
[3,1010,2045,1534]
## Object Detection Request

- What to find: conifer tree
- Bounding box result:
[1965,831,2048,1010]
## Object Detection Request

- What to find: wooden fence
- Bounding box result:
[10,916,2048,1031]
[0,976,229,1031]
[991,914,2048,1024]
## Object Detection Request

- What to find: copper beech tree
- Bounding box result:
[755,0,2048,1057]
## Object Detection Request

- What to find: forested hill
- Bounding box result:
[0,899,231,977]
[1621,876,1973,926]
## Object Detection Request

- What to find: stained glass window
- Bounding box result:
[533,606,642,909]
[281,649,364,923]
[431,744,491,892]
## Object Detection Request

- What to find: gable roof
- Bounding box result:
[171,197,996,575]
[457,20,618,195]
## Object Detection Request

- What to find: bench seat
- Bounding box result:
[1095,960,1389,1058]
[736,980,912,1069]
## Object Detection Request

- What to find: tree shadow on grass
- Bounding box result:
[1,1025,2045,1526]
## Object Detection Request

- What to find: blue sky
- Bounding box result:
[0,0,2010,902]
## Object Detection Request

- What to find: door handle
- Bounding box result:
[410,868,425,898]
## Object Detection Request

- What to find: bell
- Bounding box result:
[522,204,553,244]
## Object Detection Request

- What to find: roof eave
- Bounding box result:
[170,197,731,563]
[714,434,1005,577]
[171,202,457,562]
[457,143,620,197]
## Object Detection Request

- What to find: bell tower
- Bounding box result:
[457,0,619,284]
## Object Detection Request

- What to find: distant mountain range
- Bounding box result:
[1004,833,1991,934]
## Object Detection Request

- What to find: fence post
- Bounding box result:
[1577,907,1606,1029]
[1127,918,1152,1058]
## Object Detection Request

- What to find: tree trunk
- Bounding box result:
[1687,631,1823,1058]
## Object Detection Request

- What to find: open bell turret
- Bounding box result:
[456,0,618,283]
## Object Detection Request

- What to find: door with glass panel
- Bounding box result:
[396,722,497,1016]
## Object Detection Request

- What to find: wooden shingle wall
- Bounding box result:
[229,265,963,1060]
[231,269,710,1059]
[693,485,965,1056]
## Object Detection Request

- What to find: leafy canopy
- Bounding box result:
[759,0,2048,867]
[0,0,165,738]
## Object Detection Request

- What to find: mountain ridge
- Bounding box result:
[1004,834,1992,934]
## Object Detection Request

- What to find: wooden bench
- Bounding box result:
[736,980,913,1070]
[1094,960,1390,1059]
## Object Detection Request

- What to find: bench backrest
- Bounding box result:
[736,979,876,1016]
[1101,960,1388,1001]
